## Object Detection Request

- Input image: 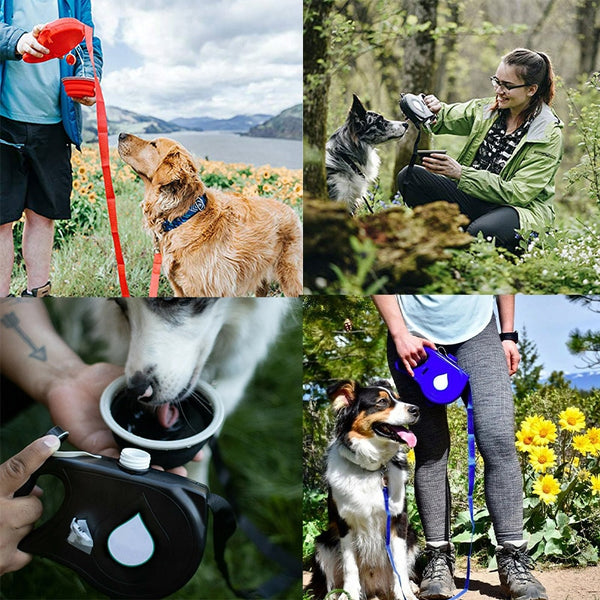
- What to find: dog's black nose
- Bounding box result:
[127,371,154,402]
[408,405,420,418]
[118,132,128,142]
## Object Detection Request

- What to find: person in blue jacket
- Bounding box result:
[0,0,102,297]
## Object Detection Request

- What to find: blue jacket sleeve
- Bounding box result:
[0,22,26,61]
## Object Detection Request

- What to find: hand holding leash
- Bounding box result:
[392,332,437,377]
[0,435,61,575]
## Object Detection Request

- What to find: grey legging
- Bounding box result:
[386,317,523,544]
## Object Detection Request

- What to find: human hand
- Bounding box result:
[46,362,124,458]
[16,24,49,58]
[502,340,520,376]
[45,363,201,476]
[422,153,462,180]
[73,96,96,107]
[0,435,61,575]
[393,333,437,377]
[423,94,442,114]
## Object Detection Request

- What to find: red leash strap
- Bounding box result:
[149,252,162,297]
[84,26,130,296]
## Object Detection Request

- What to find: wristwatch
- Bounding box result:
[500,331,519,343]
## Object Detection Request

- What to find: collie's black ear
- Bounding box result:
[350,94,367,120]
[327,380,356,413]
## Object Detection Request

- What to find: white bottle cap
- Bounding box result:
[119,448,151,471]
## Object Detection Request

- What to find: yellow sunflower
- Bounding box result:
[516,426,537,453]
[586,427,600,456]
[531,418,557,446]
[558,407,586,432]
[591,474,600,496]
[528,446,556,473]
[532,474,561,505]
[573,434,594,456]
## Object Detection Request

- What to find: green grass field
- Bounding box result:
[0,302,302,599]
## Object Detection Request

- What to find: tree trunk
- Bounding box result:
[304,0,335,201]
[576,0,600,76]
[393,0,439,189]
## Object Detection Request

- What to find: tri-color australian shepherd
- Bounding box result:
[326,95,408,214]
[308,380,420,600]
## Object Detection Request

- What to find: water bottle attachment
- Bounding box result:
[395,347,469,404]
[15,444,237,598]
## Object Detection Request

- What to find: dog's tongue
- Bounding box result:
[157,403,180,429]
[396,428,417,448]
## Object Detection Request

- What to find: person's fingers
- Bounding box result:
[7,496,44,528]
[0,436,60,497]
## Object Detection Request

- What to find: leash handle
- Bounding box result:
[83,26,129,297]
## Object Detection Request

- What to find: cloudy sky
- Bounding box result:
[513,295,599,376]
[91,0,302,121]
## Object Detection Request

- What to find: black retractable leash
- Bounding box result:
[13,428,264,599]
[398,93,436,196]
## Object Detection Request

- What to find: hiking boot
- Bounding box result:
[496,541,548,600]
[21,281,52,297]
[419,541,456,599]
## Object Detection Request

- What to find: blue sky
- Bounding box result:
[512,295,599,376]
[91,0,302,120]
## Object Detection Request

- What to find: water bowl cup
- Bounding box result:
[100,375,224,470]
[62,76,95,99]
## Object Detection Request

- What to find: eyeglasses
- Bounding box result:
[490,76,528,92]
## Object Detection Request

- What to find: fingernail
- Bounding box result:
[41,435,61,451]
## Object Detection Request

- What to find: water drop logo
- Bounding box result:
[433,372,449,391]
[107,513,155,567]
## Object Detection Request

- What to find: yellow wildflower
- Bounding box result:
[531,418,557,446]
[516,426,537,453]
[586,427,600,456]
[591,474,600,496]
[532,474,560,505]
[528,446,556,473]
[558,407,586,432]
[573,434,594,456]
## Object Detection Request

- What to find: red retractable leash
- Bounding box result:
[24,18,165,297]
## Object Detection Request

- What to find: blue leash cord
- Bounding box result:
[448,384,476,600]
[383,483,408,600]
[384,384,476,600]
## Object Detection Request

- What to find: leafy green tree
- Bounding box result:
[512,326,544,400]
[567,295,600,368]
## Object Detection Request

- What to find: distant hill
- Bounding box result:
[246,104,302,140]
[82,105,183,143]
[563,370,600,391]
[81,104,302,143]
[170,114,271,132]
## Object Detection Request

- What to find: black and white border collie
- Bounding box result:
[326,95,408,214]
[309,380,420,600]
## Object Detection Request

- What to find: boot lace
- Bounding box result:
[498,547,537,584]
[422,547,454,581]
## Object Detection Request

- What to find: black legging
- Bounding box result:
[397,165,521,252]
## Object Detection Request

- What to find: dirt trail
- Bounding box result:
[303,566,600,599]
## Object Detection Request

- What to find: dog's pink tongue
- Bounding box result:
[157,404,180,429]
[398,430,417,448]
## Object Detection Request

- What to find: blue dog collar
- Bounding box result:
[162,194,207,232]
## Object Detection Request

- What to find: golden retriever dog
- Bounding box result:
[117,133,303,297]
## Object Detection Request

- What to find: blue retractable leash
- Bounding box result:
[391,348,476,600]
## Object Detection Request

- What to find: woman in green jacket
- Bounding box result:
[397,48,563,252]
